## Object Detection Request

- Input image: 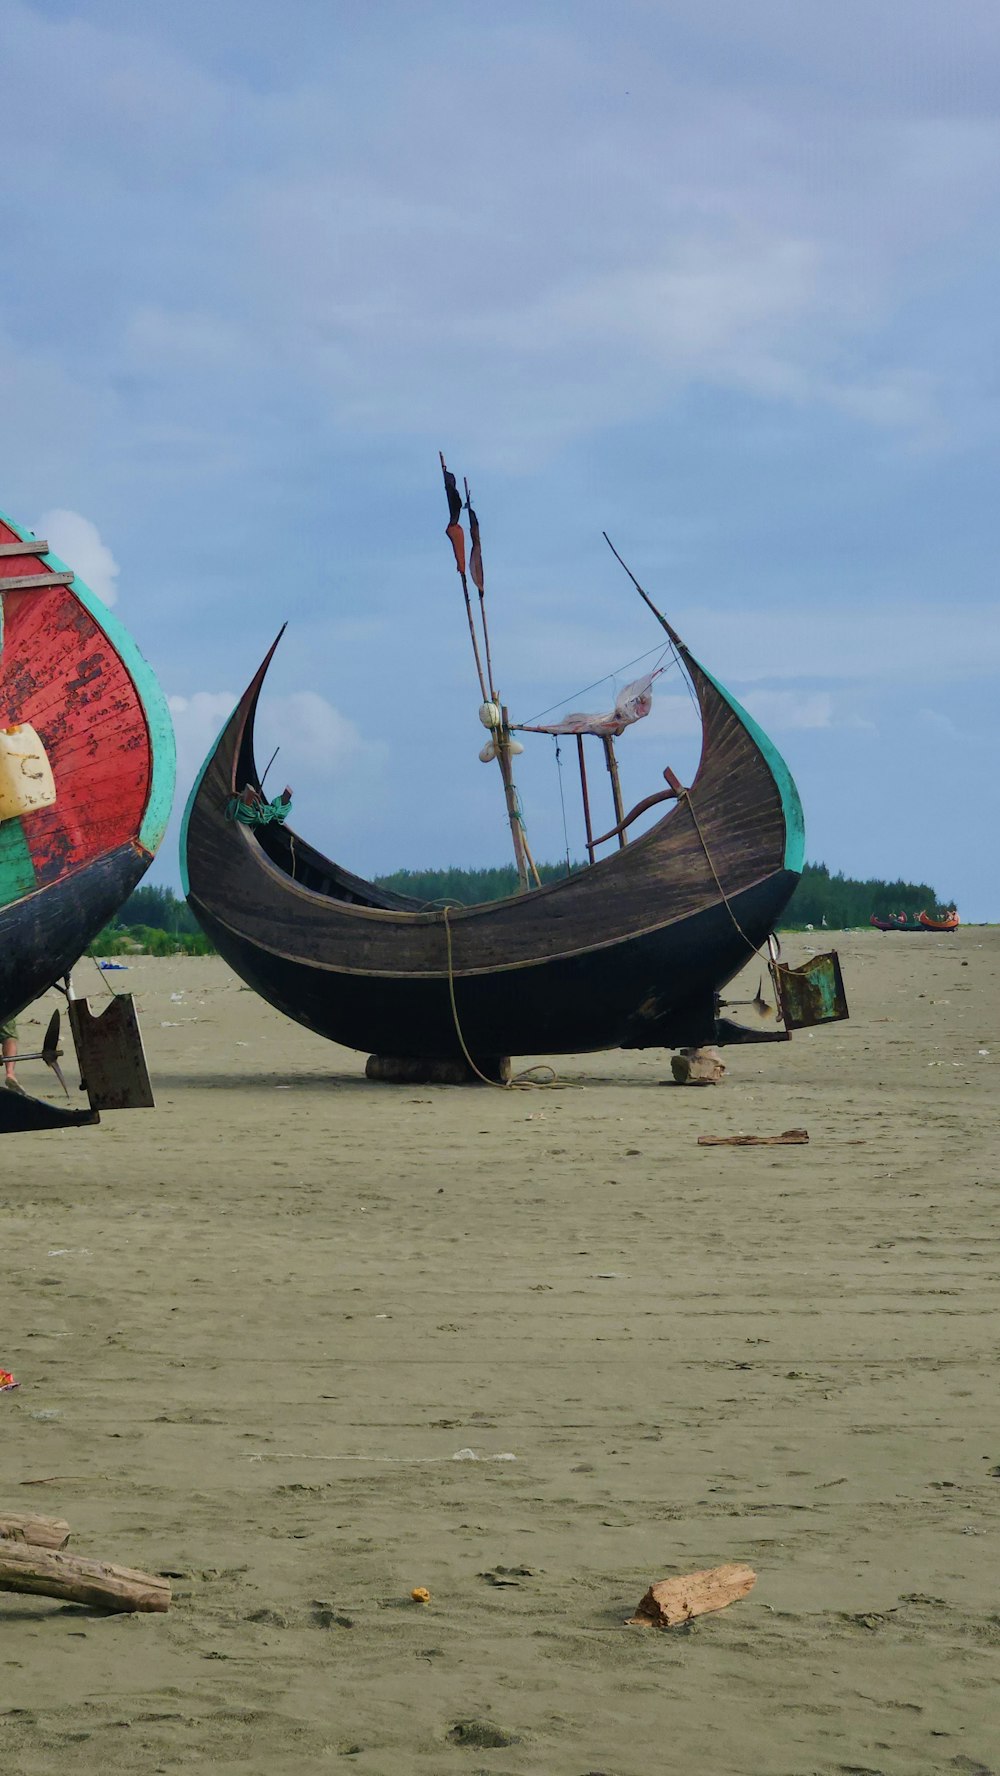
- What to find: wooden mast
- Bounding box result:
[440,457,529,891]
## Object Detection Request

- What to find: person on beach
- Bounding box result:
[1,1016,22,1092]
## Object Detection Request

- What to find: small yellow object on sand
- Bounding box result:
[410,1587,431,1603]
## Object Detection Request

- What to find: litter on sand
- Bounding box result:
[697,1129,809,1147]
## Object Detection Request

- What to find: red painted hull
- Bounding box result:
[0,524,151,885]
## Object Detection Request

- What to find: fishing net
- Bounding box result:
[520,672,657,738]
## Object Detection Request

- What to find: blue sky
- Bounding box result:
[2,1,998,915]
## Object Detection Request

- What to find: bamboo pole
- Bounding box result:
[602,735,627,849]
[519,827,543,890]
[0,1541,170,1612]
[440,456,531,889]
[576,736,596,864]
[464,479,497,701]
[497,706,529,892]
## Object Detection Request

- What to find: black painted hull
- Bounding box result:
[869,919,956,934]
[0,1086,98,1133]
[195,868,799,1059]
[184,606,808,1066]
[0,843,150,1023]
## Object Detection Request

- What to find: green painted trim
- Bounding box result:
[0,816,37,906]
[0,511,176,856]
[179,721,218,899]
[696,661,806,874]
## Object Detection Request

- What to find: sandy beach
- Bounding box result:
[2,926,998,1775]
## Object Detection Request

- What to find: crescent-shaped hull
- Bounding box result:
[183,626,805,1061]
[0,509,175,1021]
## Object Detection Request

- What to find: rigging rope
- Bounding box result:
[679,787,769,968]
[521,641,674,728]
[554,739,572,875]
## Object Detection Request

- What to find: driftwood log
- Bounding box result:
[628,1563,756,1628]
[670,1047,725,1086]
[697,1129,809,1147]
[0,1512,70,1549]
[0,1541,170,1613]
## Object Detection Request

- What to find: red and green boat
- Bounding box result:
[0,508,175,1127]
[869,911,959,934]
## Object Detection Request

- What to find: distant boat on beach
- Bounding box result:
[869,910,960,933]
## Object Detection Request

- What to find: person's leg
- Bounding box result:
[1,1019,18,1086]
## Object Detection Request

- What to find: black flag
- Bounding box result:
[468,501,484,595]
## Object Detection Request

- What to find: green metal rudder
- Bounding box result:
[696,660,805,875]
[0,510,176,855]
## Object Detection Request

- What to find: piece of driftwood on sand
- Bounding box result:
[627,1562,757,1628]
[0,1512,70,1549]
[0,1540,171,1612]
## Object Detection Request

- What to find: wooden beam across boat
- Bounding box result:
[0,541,48,557]
[0,572,75,591]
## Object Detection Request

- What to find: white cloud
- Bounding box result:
[38,509,120,607]
[167,686,383,810]
[5,1,1000,467]
[641,694,702,738]
[741,689,833,730]
[260,690,367,780]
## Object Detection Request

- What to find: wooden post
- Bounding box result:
[0,1541,171,1612]
[602,735,627,849]
[576,736,595,864]
[0,1513,70,1549]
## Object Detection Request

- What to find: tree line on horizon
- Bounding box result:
[85,861,955,957]
[372,860,953,927]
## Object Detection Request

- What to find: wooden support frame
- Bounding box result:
[601,735,627,850]
[576,735,596,864]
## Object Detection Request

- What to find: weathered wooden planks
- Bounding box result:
[0,573,74,590]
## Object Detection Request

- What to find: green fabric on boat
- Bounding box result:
[225,794,292,828]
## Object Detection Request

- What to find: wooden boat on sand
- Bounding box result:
[184,467,848,1077]
[183,622,810,1068]
[0,508,175,1129]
